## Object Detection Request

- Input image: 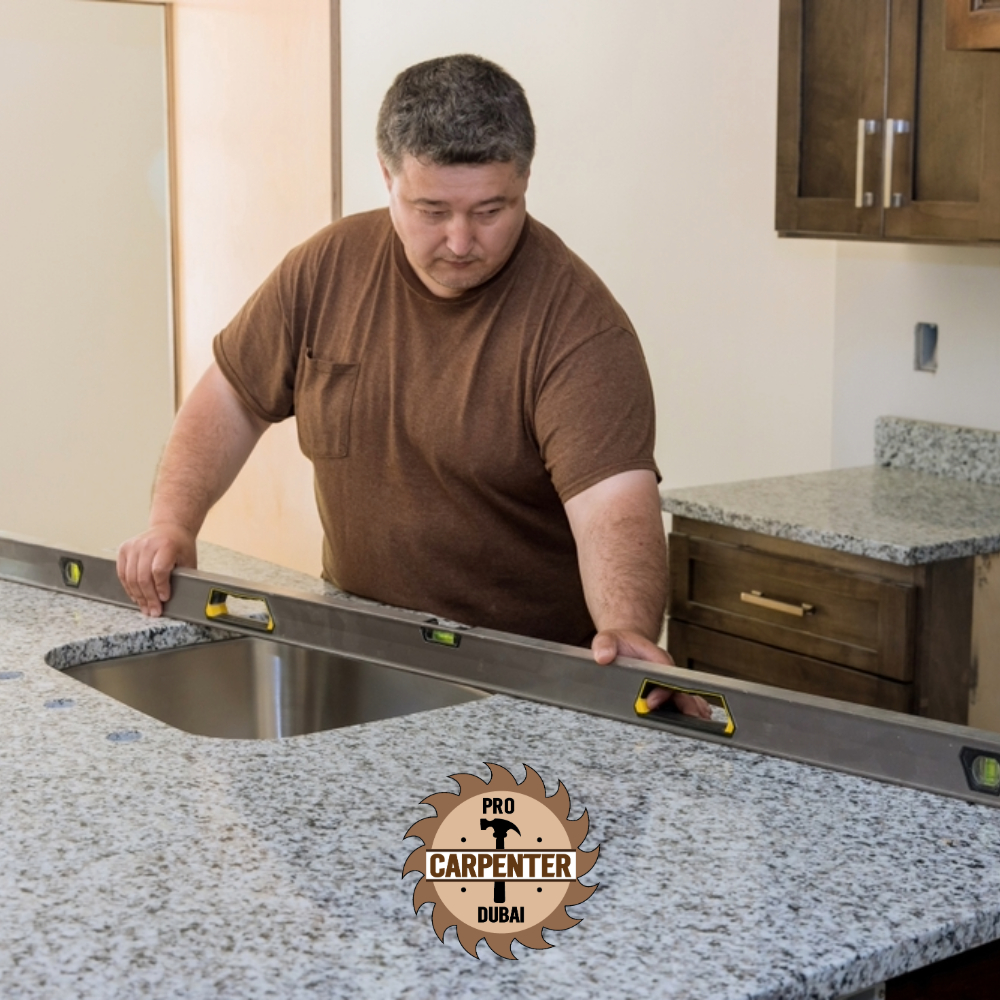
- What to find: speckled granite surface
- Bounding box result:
[198,541,381,603]
[3,553,1000,997]
[876,416,1000,486]
[661,417,1000,565]
[662,466,1000,565]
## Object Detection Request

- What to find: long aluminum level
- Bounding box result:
[4,533,1000,809]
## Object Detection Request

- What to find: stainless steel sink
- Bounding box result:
[62,637,488,739]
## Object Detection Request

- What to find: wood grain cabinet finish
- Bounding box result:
[776,0,1000,243]
[667,518,975,724]
[946,0,1000,49]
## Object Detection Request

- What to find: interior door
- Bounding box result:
[775,0,888,237]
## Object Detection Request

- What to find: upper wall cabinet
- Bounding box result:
[946,0,1000,50]
[776,0,1000,243]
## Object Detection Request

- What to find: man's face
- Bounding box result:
[381,155,529,298]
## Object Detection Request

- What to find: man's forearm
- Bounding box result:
[150,363,269,533]
[118,363,269,616]
[564,470,668,641]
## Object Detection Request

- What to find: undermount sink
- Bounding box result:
[62,637,488,740]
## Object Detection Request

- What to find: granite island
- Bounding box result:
[3,541,1000,999]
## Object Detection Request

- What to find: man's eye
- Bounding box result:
[420,209,447,219]
[476,208,502,219]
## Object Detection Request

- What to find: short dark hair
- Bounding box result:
[376,54,535,175]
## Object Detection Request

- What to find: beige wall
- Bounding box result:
[340,0,838,492]
[0,0,174,555]
[832,242,1000,467]
[170,0,332,573]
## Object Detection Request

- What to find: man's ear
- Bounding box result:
[378,157,394,191]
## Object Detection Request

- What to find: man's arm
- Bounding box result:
[564,469,669,661]
[564,469,709,716]
[117,362,269,616]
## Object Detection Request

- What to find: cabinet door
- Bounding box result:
[776,0,888,237]
[946,0,1000,49]
[884,0,1000,241]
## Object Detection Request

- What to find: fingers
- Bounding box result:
[592,629,672,667]
[675,692,713,719]
[150,546,175,605]
[135,540,167,616]
[644,688,713,719]
[118,538,165,616]
[593,631,665,663]
[645,686,671,710]
[116,528,189,617]
[117,540,144,611]
[616,634,670,665]
[591,632,619,665]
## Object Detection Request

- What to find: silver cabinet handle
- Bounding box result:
[883,118,911,209]
[855,119,878,209]
[740,590,815,618]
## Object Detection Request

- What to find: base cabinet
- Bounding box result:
[667,518,975,724]
[886,936,1000,998]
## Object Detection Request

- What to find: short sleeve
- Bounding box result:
[212,250,306,424]
[533,327,660,503]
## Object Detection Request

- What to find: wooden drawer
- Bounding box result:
[669,533,916,681]
[668,620,913,714]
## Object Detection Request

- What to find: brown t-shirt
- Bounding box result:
[214,209,658,646]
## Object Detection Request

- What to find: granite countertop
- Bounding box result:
[661,418,1000,565]
[661,465,1000,565]
[3,541,1000,998]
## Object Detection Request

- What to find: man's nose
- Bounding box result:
[444,216,475,258]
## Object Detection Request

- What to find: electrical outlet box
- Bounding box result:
[914,322,938,372]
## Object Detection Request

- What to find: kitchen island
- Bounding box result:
[2,543,1000,999]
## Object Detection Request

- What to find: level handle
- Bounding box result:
[634,678,737,737]
[204,587,275,632]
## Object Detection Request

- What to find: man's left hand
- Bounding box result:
[591,629,712,720]
[592,628,669,667]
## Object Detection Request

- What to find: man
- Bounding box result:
[117,54,700,710]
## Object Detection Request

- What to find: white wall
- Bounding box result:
[0,0,174,554]
[832,242,1000,467]
[340,0,838,491]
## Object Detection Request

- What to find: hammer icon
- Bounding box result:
[481,818,521,904]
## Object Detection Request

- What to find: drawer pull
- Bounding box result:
[740,590,815,618]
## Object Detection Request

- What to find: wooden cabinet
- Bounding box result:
[776,0,1000,243]
[667,517,975,724]
[946,0,1000,50]
[887,936,1000,999]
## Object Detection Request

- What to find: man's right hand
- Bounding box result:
[117,523,197,617]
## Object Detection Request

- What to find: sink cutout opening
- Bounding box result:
[57,637,489,740]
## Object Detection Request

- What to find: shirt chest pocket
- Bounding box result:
[295,354,360,459]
